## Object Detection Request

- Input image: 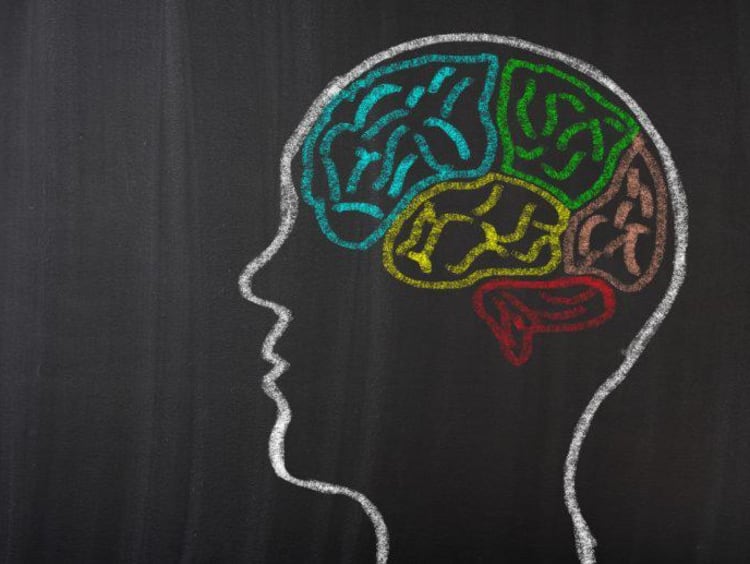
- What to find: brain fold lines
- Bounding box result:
[297,50,669,366]
[301,54,500,250]
[381,172,570,289]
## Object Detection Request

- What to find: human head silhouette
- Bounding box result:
[240,35,687,564]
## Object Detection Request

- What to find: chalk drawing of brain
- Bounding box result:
[240,35,687,564]
[300,44,673,367]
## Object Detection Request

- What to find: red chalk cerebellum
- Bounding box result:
[472,276,616,367]
[299,48,669,366]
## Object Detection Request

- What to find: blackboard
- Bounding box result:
[1,1,748,563]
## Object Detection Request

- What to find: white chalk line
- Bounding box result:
[240,33,688,564]
[238,73,390,563]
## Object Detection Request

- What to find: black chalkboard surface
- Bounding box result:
[1,2,748,563]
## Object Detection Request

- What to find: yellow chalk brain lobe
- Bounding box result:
[381,173,570,289]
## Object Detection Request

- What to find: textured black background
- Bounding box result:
[1,1,748,563]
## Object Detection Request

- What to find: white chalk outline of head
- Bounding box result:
[238,34,688,564]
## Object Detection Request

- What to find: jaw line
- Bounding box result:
[239,33,688,564]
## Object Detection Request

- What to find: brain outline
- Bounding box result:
[297,49,671,362]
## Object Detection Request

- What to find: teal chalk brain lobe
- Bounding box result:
[301,54,500,250]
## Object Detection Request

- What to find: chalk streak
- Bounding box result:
[240,33,688,564]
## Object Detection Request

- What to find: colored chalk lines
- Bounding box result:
[241,35,686,564]
[302,53,669,367]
